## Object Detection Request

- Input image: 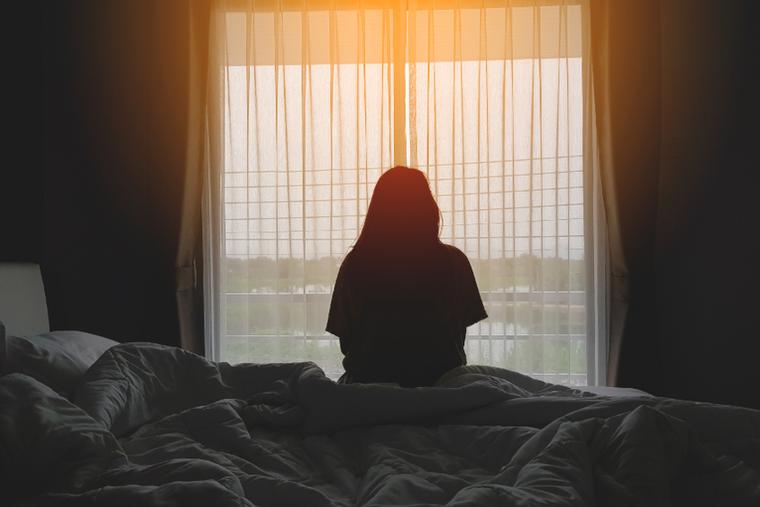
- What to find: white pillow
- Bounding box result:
[1,330,118,396]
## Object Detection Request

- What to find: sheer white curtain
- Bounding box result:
[204,0,601,385]
[406,0,592,384]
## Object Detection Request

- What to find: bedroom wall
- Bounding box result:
[3,1,758,406]
[653,0,760,408]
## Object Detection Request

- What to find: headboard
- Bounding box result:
[0,262,50,336]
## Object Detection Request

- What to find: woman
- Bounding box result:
[326,166,487,387]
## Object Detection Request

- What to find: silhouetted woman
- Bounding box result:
[326,166,487,387]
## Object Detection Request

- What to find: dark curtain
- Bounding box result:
[176,1,211,354]
[2,2,44,264]
[36,0,193,344]
[589,0,662,387]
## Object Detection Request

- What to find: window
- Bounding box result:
[204,0,605,386]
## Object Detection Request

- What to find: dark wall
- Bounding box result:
[2,1,191,345]
[2,2,45,264]
[652,0,760,408]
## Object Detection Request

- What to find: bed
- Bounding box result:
[1,263,759,506]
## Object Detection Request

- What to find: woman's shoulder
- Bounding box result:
[438,243,473,270]
[439,243,468,261]
[338,249,357,270]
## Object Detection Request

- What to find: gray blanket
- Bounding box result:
[1,342,758,506]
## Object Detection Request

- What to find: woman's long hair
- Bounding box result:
[353,166,441,254]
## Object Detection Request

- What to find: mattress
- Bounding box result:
[2,342,759,506]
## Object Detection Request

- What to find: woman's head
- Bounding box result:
[354,166,441,251]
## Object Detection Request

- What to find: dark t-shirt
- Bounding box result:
[326,243,487,387]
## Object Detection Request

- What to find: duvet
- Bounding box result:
[1,342,759,506]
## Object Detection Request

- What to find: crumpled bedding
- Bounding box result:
[1,342,759,506]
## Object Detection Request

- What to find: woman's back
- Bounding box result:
[327,243,486,387]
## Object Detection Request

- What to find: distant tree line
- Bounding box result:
[223,254,585,293]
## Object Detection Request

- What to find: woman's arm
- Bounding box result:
[453,247,488,328]
[326,260,353,355]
